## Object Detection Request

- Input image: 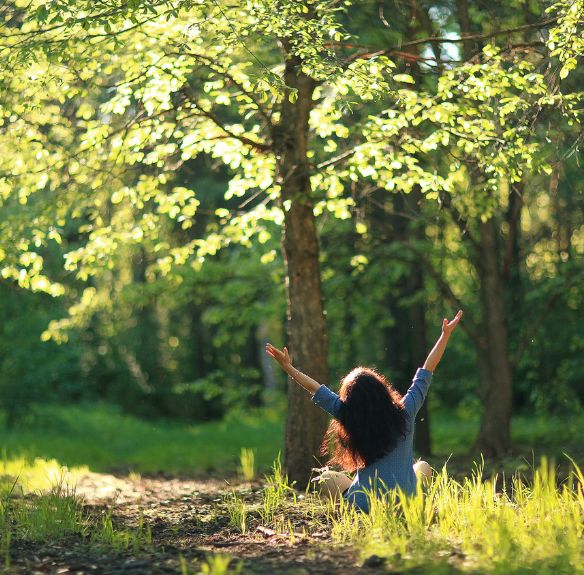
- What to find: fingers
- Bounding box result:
[442,310,463,333]
[265,342,289,363]
[451,310,463,324]
[445,310,463,330]
[265,343,278,358]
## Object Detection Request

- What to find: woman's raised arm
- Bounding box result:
[422,310,463,373]
[265,343,322,395]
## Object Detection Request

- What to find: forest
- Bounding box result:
[0,0,582,573]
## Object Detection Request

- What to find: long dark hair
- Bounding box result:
[321,367,408,471]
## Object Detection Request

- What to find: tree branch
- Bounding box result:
[438,190,480,253]
[400,244,483,348]
[315,147,357,170]
[343,16,558,65]
[166,48,273,127]
[180,86,271,153]
[388,16,558,52]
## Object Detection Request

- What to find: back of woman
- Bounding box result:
[266,310,462,512]
[312,366,433,511]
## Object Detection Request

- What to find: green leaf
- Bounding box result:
[394,74,415,84]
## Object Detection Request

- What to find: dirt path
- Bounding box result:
[10,472,370,575]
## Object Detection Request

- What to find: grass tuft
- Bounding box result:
[238,448,255,482]
[226,490,248,534]
[12,482,87,542]
[91,507,152,552]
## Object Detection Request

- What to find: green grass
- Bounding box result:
[431,410,584,457]
[0,401,580,575]
[11,482,87,542]
[337,458,584,574]
[0,453,89,493]
[0,403,581,480]
[0,459,153,568]
[90,508,152,552]
[244,457,584,575]
[0,403,284,476]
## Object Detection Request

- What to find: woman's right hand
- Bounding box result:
[265,343,292,370]
[265,343,322,394]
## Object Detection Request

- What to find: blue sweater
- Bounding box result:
[311,367,433,512]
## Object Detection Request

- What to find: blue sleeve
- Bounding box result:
[312,385,342,420]
[403,368,433,418]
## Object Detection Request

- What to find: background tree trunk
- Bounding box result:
[472,219,513,455]
[277,55,328,488]
[454,0,513,456]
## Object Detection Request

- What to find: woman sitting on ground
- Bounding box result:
[266,310,463,512]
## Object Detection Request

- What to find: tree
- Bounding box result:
[0,0,396,484]
[0,0,581,468]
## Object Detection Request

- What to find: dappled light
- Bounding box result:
[0,0,582,572]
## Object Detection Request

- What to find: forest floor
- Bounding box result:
[7,449,584,575]
[3,407,583,574]
[8,471,363,575]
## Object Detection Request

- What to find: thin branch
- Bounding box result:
[420,262,482,347]
[165,48,273,126]
[392,243,483,348]
[344,16,558,65]
[387,16,559,52]
[180,86,271,152]
[315,147,357,170]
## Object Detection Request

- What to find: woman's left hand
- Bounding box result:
[442,310,463,336]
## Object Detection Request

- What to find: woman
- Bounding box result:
[266,310,462,512]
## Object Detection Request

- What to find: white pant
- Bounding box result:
[313,460,432,501]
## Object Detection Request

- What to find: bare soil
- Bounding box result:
[8,472,371,575]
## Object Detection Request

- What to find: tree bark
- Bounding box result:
[456,0,476,58]
[472,218,513,456]
[454,0,513,456]
[276,54,328,488]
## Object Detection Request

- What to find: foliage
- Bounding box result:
[0,0,582,438]
[547,0,584,79]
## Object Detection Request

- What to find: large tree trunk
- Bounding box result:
[277,55,328,488]
[454,0,512,456]
[472,218,513,456]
